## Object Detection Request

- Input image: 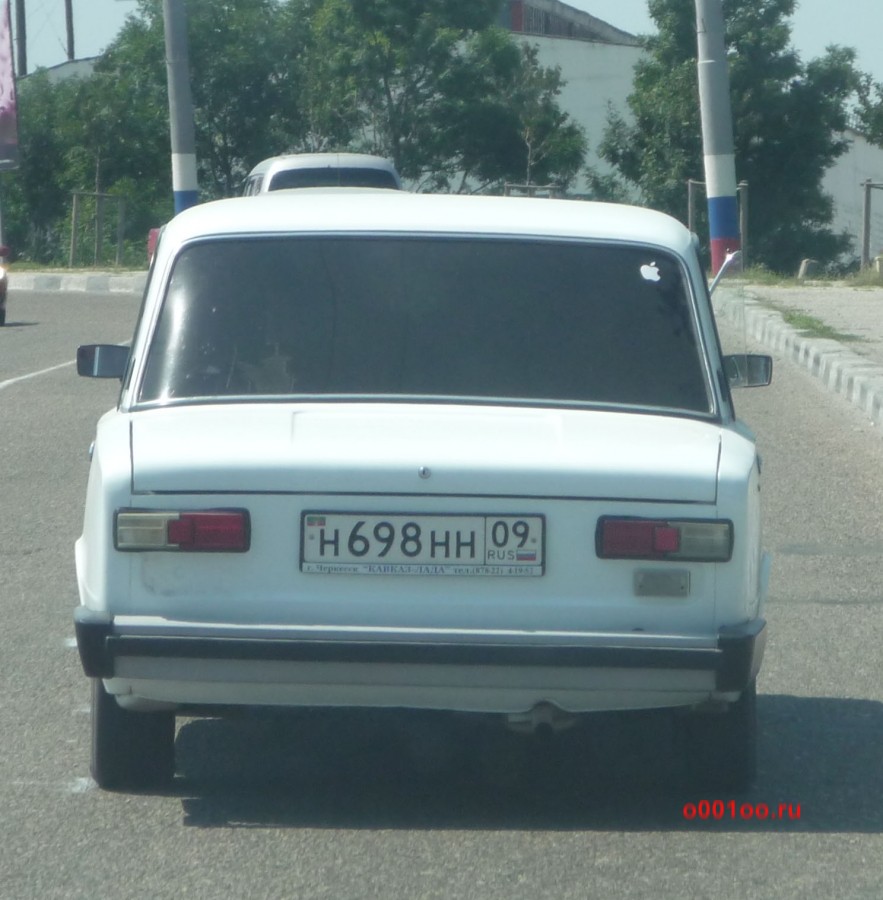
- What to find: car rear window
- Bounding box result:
[138,236,711,412]
[268,167,399,190]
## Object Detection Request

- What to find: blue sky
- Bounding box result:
[13,0,883,83]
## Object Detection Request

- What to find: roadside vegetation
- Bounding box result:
[735,266,883,288]
[1,0,882,272]
[778,311,861,342]
[0,0,586,267]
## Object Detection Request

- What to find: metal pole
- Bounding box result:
[861,179,872,270]
[116,198,126,267]
[738,180,749,270]
[162,0,198,213]
[695,0,740,275]
[64,0,74,61]
[95,194,105,265]
[70,192,80,268]
[13,0,25,75]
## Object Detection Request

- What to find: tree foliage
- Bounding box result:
[301,0,585,191]
[857,76,883,146]
[1,73,77,261]
[100,0,295,198]
[600,0,860,272]
[1,0,585,264]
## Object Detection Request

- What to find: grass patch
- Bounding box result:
[739,265,883,289]
[740,265,796,286]
[844,268,883,288]
[780,309,861,342]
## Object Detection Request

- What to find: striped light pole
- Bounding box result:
[162,0,198,213]
[695,0,739,275]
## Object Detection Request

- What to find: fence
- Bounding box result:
[69,191,127,267]
[861,180,883,270]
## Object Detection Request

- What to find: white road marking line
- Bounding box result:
[69,777,95,794]
[12,778,95,794]
[0,359,74,391]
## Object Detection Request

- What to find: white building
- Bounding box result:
[499,0,641,182]
[823,130,883,263]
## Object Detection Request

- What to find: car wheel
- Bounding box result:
[677,680,757,793]
[0,307,5,326]
[90,679,176,790]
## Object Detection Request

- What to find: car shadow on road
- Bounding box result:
[173,694,883,833]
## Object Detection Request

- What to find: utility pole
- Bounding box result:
[162,0,198,212]
[694,0,740,275]
[13,0,25,75]
[65,0,74,61]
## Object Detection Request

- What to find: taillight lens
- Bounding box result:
[596,517,732,562]
[115,509,250,552]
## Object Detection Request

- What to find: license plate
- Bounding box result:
[301,513,544,576]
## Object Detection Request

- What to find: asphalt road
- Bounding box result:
[2,290,883,899]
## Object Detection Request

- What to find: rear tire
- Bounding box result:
[678,680,757,793]
[91,679,176,790]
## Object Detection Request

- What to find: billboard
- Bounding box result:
[0,0,17,170]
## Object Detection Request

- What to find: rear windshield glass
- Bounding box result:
[268,167,398,190]
[138,237,711,412]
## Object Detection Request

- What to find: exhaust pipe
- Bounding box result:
[506,702,579,735]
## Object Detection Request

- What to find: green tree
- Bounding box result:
[0,72,76,261]
[600,0,859,272]
[857,76,883,146]
[104,0,297,198]
[277,0,366,151]
[442,34,586,192]
[2,0,587,262]
[304,0,585,191]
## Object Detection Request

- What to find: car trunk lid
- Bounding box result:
[130,403,721,502]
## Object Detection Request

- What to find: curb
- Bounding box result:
[10,272,147,294]
[715,287,883,429]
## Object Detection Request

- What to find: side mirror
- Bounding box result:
[77,344,130,379]
[709,249,743,295]
[724,353,772,388]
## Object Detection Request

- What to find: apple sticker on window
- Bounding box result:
[640,261,661,282]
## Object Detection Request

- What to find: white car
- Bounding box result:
[75,191,771,791]
[241,152,401,194]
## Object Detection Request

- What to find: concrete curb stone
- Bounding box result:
[715,284,883,431]
[11,271,148,294]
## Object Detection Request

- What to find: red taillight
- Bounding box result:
[115,510,250,552]
[167,512,249,551]
[596,517,732,562]
[600,520,680,558]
